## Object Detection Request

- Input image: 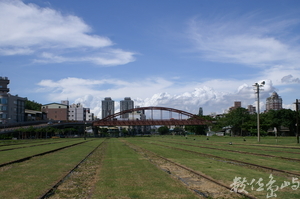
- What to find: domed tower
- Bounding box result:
[266,92,282,111]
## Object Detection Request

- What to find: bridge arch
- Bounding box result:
[93,106,209,126]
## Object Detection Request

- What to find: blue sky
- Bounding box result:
[1,0,300,118]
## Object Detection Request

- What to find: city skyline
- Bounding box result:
[1,0,300,118]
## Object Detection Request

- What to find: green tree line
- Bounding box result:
[25,99,42,111]
[160,108,300,136]
[211,107,299,136]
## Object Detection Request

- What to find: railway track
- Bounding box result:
[0,140,90,168]
[38,139,107,199]
[186,139,300,155]
[147,141,300,178]
[158,140,300,162]
[207,141,300,150]
[0,140,48,147]
[123,140,257,199]
[0,140,76,152]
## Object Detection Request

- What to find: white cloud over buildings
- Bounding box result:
[0,0,136,66]
[36,77,280,118]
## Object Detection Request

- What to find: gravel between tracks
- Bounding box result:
[48,141,107,199]
[122,140,249,199]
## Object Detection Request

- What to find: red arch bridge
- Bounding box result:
[93,106,210,126]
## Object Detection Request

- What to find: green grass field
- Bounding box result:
[0,136,300,199]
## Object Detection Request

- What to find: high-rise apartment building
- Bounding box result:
[102,97,114,119]
[0,77,26,124]
[198,107,203,116]
[120,97,134,118]
[266,92,282,111]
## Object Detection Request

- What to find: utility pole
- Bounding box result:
[296,99,299,144]
[253,81,265,142]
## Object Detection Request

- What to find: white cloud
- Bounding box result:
[33,49,136,65]
[36,77,174,102]
[36,76,280,118]
[187,15,300,66]
[0,0,136,66]
[260,65,300,85]
[0,47,34,55]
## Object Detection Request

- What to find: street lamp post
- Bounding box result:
[253,81,265,142]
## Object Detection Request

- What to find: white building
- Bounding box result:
[68,102,93,121]
[266,92,282,111]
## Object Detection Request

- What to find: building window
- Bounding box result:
[0,98,8,104]
[0,106,7,111]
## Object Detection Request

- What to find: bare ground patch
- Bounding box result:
[123,140,247,199]
[49,142,107,199]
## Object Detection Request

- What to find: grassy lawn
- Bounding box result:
[0,139,72,150]
[0,139,87,164]
[149,139,300,173]
[92,138,198,199]
[1,136,300,199]
[168,139,300,160]
[0,139,105,199]
[126,137,300,199]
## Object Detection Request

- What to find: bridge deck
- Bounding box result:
[93,119,208,126]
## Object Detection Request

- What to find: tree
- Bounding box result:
[220,108,250,136]
[173,126,184,134]
[122,128,129,136]
[262,109,297,136]
[99,127,108,137]
[185,115,213,135]
[158,126,169,135]
[185,125,207,135]
[25,100,42,111]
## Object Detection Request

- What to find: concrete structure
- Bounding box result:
[25,109,46,121]
[120,97,134,118]
[266,92,282,111]
[247,105,256,114]
[69,102,93,121]
[42,100,94,122]
[0,77,26,124]
[229,101,241,111]
[41,102,68,121]
[86,110,94,121]
[198,107,203,116]
[102,97,114,119]
[129,106,146,120]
